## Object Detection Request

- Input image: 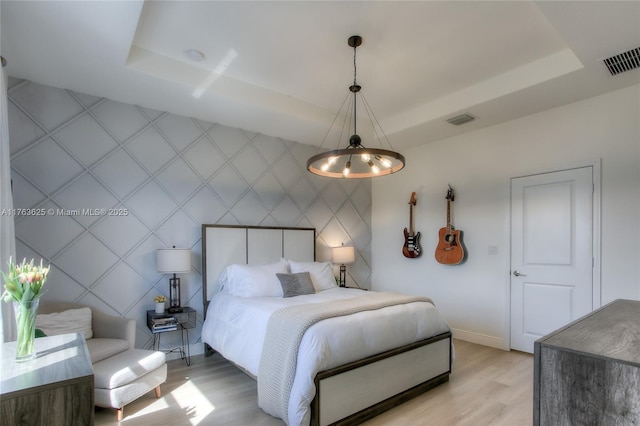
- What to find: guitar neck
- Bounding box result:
[409,205,414,234]
[446,199,451,231]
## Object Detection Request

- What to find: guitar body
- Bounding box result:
[435,185,465,265]
[403,227,422,258]
[435,227,464,265]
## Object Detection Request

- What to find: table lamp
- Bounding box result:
[156,247,191,313]
[332,244,355,287]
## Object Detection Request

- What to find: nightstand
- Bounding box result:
[146,306,196,366]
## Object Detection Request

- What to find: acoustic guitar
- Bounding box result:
[402,192,422,258]
[435,185,465,265]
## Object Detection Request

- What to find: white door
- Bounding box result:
[510,166,594,353]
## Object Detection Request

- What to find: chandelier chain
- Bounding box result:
[353,42,358,85]
[353,42,358,137]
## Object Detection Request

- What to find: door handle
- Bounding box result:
[513,270,526,277]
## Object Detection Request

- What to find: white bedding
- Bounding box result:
[202,288,451,426]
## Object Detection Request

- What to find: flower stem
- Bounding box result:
[14,300,38,360]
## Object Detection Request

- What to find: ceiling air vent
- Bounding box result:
[446,113,476,126]
[603,47,640,76]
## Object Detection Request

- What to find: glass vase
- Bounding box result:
[13,299,39,362]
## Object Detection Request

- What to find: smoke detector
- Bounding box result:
[184,49,205,62]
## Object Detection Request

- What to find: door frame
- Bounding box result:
[506,158,601,351]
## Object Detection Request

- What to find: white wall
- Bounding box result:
[372,85,640,349]
[7,79,372,357]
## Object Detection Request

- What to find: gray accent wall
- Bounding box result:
[7,79,372,354]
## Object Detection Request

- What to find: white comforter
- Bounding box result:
[202,288,450,425]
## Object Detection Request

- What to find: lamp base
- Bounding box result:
[169,275,182,314]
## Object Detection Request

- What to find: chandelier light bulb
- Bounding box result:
[368,161,380,174]
[376,155,392,168]
[361,153,371,162]
[343,161,351,177]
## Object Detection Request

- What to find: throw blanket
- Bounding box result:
[257,292,434,424]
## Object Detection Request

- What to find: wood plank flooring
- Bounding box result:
[94,339,532,425]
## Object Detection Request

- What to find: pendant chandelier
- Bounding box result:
[307,35,405,179]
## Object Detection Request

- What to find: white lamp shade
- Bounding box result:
[157,248,191,273]
[332,246,355,264]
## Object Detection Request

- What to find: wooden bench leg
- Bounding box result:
[113,386,160,420]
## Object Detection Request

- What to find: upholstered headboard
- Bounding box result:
[201,225,316,309]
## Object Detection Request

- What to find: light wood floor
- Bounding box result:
[94,339,533,425]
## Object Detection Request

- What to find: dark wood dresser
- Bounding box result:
[534,299,640,425]
[1,333,94,425]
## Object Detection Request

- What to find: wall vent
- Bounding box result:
[603,47,640,76]
[446,113,476,126]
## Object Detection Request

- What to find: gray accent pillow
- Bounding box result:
[276,272,316,298]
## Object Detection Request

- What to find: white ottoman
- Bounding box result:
[93,348,167,420]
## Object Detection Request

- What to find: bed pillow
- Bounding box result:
[288,260,337,292]
[226,260,289,297]
[276,272,316,298]
[216,266,230,293]
[35,307,93,339]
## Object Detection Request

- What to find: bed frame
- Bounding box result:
[202,224,451,426]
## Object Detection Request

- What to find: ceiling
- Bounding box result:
[2,1,639,152]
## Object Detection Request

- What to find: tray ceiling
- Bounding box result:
[2,1,639,151]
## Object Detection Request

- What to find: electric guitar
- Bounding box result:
[435,185,465,264]
[403,192,422,258]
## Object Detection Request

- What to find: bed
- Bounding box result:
[201,224,452,426]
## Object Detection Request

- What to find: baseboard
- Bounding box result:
[162,343,204,362]
[190,343,204,356]
[451,328,507,350]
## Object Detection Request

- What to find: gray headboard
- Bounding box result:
[201,225,316,311]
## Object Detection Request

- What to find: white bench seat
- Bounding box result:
[94,349,167,421]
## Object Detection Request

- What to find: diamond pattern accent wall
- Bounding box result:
[7,79,372,355]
